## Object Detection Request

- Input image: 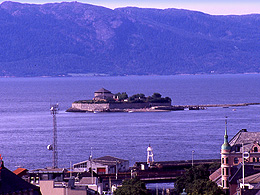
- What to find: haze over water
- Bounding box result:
[0,74,260,170]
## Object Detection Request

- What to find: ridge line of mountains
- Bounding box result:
[0,1,260,77]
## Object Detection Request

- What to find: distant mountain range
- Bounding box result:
[0,1,260,76]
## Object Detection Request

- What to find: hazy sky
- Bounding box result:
[1,0,260,15]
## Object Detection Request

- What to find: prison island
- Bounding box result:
[66,88,175,112]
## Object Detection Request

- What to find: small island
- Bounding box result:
[66,88,176,112]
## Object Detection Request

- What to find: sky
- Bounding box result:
[1,0,260,15]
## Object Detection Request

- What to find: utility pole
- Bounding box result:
[192,150,195,166]
[90,148,93,184]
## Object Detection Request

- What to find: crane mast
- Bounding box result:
[50,103,58,168]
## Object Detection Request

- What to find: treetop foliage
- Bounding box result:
[114,178,151,195]
[175,164,224,195]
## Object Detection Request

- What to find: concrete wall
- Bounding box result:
[109,102,149,109]
[40,180,64,195]
[40,180,88,195]
[68,188,87,195]
[72,102,171,111]
[72,103,109,111]
[149,102,171,107]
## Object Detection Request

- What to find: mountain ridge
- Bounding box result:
[0,1,260,76]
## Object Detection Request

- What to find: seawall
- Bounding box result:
[67,102,260,112]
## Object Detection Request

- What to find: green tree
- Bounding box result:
[120,92,128,100]
[164,96,172,103]
[128,93,146,103]
[114,178,150,195]
[151,93,162,99]
[115,92,129,101]
[175,165,224,195]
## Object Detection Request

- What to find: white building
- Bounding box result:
[73,156,129,174]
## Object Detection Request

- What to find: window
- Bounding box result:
[222,180,225,187]
[234,157,239,164]
[253,158,256,162]
[226,180,229,188]
[235,146,240,152]
[30,177,34,184]
[226,157,229,164]
[97,168,106,174]
[254,147,258,152]
[225,168,229,176]
[254,165,260,169]
[222,158,225,164]
[222,168,229,176]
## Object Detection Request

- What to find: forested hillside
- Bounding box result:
[0,1,260,76]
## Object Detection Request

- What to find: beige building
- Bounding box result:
[28,168,101,195]
[94,88,114,101]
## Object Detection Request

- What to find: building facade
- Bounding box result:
[211,128,260,195]
[94,88,114,101]
[73,156,129,174]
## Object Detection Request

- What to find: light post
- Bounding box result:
[192,150,195,166]
[242,143,244,189]
[242,143,250,189]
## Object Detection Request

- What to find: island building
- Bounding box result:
[94,88,114,101]
[68,88,172,112]
[210,127,260,195]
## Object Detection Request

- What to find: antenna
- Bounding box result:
[48,103,59,168]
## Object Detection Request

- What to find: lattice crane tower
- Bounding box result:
[48,103,59,168]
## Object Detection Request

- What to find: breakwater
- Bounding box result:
[67,102,260,112]
[184,102,260,108]
[170,102,260,111]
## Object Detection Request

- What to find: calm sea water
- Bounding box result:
[0,74,260,171]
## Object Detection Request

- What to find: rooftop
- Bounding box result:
[0,162,41,194]
[95,88,112,93]
[239,172,260,184]
[13,167,28,177]
[74,156,129,167]
[94,156,128,163]
[229,129,260,153]
[29,167,67,174]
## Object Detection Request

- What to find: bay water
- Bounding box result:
[0,74,260,171]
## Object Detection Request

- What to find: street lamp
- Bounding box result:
[192,151,195,166]
[242,143,250,189]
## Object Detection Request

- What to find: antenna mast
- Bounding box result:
[50,103,59,168]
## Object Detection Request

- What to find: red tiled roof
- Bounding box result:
[13,168,28,176]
